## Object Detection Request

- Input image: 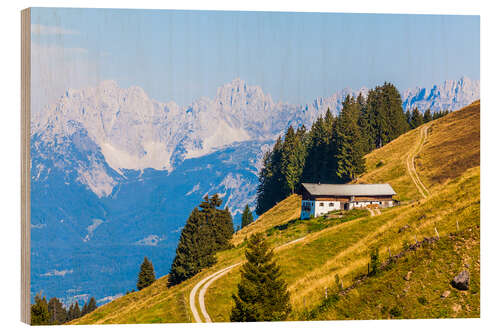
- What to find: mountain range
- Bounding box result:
[30,76,479,305]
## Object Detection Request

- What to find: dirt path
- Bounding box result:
[367,208,381,216]
[406,126,430,198]
[190,236,306,323]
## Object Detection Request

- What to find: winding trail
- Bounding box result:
[367,208,381,216]
[367,208,375,217]
[406,126,430,198]
[190,236,306,323]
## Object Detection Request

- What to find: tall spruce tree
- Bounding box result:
[405,110,412,128]
[67,304,74,321]
[364,83,408,148]
[281,126,306,194]
[383,82,409,140]
[81,302,88,317]
[356,93,371,155]
[47,297,67,324]
[241,204,254,228]
[410,107,424,129]
[214,205,234,250]
[423,108,432,123]
[86,297,97,314]
[334,95,366,182]
[302,110,336,184]
[200,194,233,251]
[230,233,291,322]
[68,301,81,321]
[169,194,232,286]
[31,293,50,325]
[169,207,216,286]
[255,151,274,215]
[137,257,156,290]
[256,137,285,215]
[301,116,324,183]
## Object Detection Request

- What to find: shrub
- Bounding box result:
[417,296,428,305]
[370,248,381,275]
[389,306,402,318]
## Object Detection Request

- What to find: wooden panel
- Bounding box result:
[21,7,31,325]
[315,197,350,202]
[353,196,393,201]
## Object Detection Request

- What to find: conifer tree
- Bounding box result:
[86,297,97,314]
[364,83,408,148]
[281,126,306,194]
[405,110,412,127]
[47,297,67,324]
[169,194,232,286]
[67,304,74,321]
[410,107,424,129]
[423,108,432,123]
[241,204,254,228]
[356,94,371,155]
[302,109,336,184]
[137,257,156,290]
[68,301,81,321]
[433,110,441,120]
[213,204,234,250]
[230,233,291,322]
[169,207,216,286]
[81,302,88,317]
[199,194,233,251]
[384,82,410,139]
[256,151,274,215]
[334,95,366,182]
[31,293,50,325]
[256,137,285,215]
[301,116,325,183]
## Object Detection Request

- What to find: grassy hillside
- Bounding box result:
[73,101,480,324]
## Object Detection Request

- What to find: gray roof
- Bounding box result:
[301,183,396,196]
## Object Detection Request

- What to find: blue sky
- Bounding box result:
[31,8,479,110]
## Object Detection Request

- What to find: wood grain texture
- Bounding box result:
[21,7,31,325]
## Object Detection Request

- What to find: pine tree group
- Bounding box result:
[256,81,452,216]
[81,297,97,316]
[230,233,291,321]
[31,293,99,325]
[67,301,81,321]
[137,257,156,291]
[31,293,50,325]
[169,194,234,286]
[241,204,254,228]
[47,297,67,324]
[334,95,366,182]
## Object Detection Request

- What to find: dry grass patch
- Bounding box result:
[417,101,480,187]
[231,194,301,246]
[354,128,421,201]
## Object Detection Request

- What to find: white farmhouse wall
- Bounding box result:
[301,199,394,219]
[351,201,381,209]
[313,201,341,217]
